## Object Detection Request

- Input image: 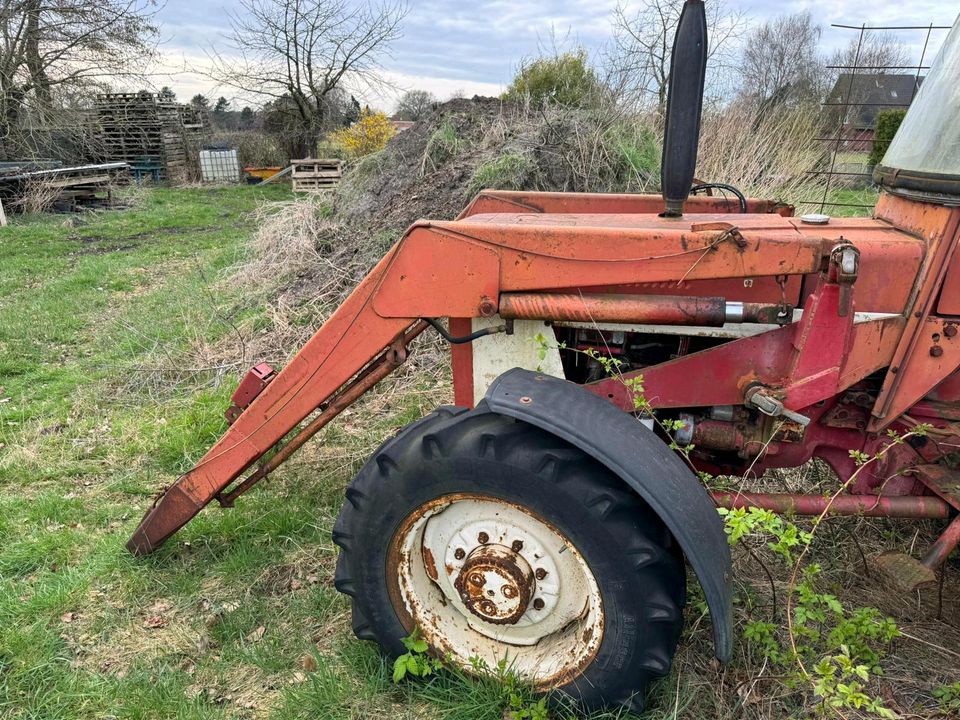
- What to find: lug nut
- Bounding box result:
[533,598,545,611]
[511,539,524,552]
[931,345,944,357]
[535,568,547,580]
[477,532,489,544]
[454,548,465,560]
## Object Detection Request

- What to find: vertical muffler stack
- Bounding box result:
[660,0,708,218]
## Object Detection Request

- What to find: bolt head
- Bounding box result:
[502,585,517,599]
[532,598,545,611]
[469,572,485,587]
[931,345,944,357]
[478,298,497,317]
[454,548,465,560]
[534,568,547,580]
[477,532,489,544]
[946,324,958,338]
[511,539,524,553]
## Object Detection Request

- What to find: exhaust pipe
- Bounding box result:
[660,0,708,218]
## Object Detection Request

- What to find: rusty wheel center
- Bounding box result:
[453,544,534,624]
[390,493,603,686]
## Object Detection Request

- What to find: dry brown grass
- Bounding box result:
[697,100,827,204]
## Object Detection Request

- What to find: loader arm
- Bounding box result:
[128,217,829,555]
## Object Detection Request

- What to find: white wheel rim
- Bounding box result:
[388,493,604,686]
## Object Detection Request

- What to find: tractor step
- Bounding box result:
[873,551,938,592]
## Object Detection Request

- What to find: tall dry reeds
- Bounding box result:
[696,100,827,205]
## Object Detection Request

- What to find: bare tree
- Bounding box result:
[205,0,407,157]
[740,12,824,107]
[607,0,747,113]
[0,0,158,159]
[828,32,911,77]
[395,89,435,121]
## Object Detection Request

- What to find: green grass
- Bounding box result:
[0,185,408,720]
[467,153,534,197]
[0,185,593,720]
[1,185,952,720]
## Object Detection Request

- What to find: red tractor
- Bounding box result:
[128,2,960,713]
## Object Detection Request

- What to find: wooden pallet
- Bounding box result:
[291,158,342,192]
[93,92,207,182]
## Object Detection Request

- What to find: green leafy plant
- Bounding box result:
[503,49,602,107]
[869,109,907,167]
[421,120,464,175]
[392,628,443,683]
[934,681,960,713]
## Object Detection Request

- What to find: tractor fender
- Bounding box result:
[482,368,733,661]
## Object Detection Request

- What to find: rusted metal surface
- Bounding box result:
[456,190,794,219]
[225,362,275,424]
[498,292,788,326]
[712,491,952,519]
[922,514,960,567]
[452,543,534,625]
[215,326,424,508]
[874,551,938,591]
[912,464,960,510]
[126,319,426,555]
[870,195,960,429]
[386,493,603,688]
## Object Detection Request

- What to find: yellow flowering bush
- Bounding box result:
[330,110,396,157]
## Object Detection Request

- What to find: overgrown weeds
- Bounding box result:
[467,152,535,196]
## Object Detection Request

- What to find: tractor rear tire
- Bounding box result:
[332,405,685,714]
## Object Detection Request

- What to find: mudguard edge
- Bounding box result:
[483,367,733,661]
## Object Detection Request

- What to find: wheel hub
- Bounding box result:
[453,544,534,624]
[389,493,604,686]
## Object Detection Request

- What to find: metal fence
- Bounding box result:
[800,23,951,214]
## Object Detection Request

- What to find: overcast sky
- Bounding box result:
[148,0,957,111]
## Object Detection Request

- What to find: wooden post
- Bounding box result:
[0,198,6,227]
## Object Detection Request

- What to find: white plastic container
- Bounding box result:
[199,148,241,183]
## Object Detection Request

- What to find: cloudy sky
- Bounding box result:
[148,0,957,111]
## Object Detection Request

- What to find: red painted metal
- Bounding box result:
[449,317,475,407]
[712,492,952,519]
[225,362,275,424]
[456,190,794,219]
[127,188,960,571]
[922,515,960,566]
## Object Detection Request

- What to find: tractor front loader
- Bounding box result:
[127,2,960,713]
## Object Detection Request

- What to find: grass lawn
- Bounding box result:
[1,185,955,720]
[0,186,457,719]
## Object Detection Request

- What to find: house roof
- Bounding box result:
[828,73,923,128]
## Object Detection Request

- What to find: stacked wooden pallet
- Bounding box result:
[0,163,129,211]
[291,158,342,192]
[94,92,206,183]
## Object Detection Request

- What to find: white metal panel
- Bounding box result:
[470,316,564,405]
